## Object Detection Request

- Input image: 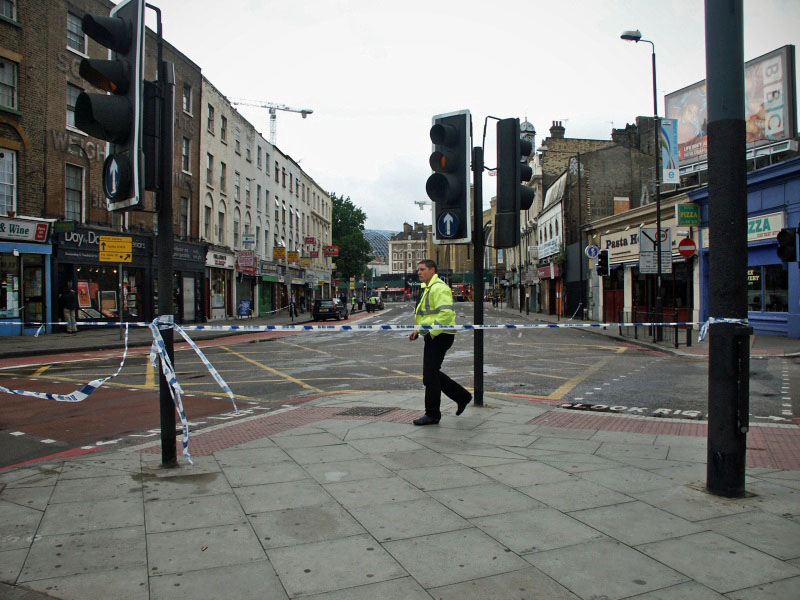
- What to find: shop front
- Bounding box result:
[53,226,153,324]
[258,261,279,315]
[235,250,257,317]
[536,263,561,315]
[0,216,53,336]
[206,249,234,320]
[164,241,206,324]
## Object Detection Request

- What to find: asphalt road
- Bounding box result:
[1,302,797,469]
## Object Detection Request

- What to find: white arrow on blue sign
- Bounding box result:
[437,211,458,238]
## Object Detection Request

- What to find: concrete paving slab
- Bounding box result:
[570,500,705,545]
[48,475,141,504]
[0,466,61,488]
[0,501,43,551]
[632,485,756,521]
[536,452,619,473]
[285,444,364,465]
[227,436,279,449]
[443,452,527,468]
[648,463,707,483]
[141,470,231,501]
[473,422,542,435]
[0,549,27,584]
[578,466,675,494]
[249,503,366,549]
[623,581,727,599]
[348,497,470,542]
[654,434,707,448]
[468,431,538,448]
[702,510,800,560]
[372,448,455,470]
[526,425,598,440]
[342,421,415,440]
[301,458,394,484]
[270,424,328,437]
[22,566,149,600]
[518,478,633,512]
[428,483,545,519]
[146,523,265,576]
[430,565,579,600]
[0,485,52,512]
[272,432,348,449]
[144,492,246,533]
[527,539,688,600]
[300,576,431,600]
[346,435,426,455]
[267,533,406,598]
[726,575,800,600]
[222,461,310,487]
[58,460,140,480]
[596,442,670,461]
[477,460,572,487]
[590,430,659,445]
[18,526,145,583]
[383,527,529,588]
[472,506,607,554]
[149,561,288,600]
[744,479,800,518]
[529,436,601,454]
[412,437,495,454]
[38,496,143,535]
[214,446,292,467]
[396,464,493,491]
[308,419,371,439]
[322,476,427,509]
[638,531,800,594]
[233,479,333,514]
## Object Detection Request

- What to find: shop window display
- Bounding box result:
[747,265,788,313]
[1,253,20,318]
[73,266,143,320]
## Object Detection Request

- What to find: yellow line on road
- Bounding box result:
[32,365,50,377]
[547,346,627,400]
[278,340,330,355]
[221,346,323,393]
[145,361,155,389]
[379,365,422,380]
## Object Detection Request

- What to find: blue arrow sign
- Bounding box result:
[437,211,458,238]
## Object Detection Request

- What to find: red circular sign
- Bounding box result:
[678,238,697,258]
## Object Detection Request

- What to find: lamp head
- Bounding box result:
[620,29,642,42]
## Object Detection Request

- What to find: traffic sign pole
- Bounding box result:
[472,146,484,407]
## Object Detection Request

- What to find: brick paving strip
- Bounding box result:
[530,409,800,470]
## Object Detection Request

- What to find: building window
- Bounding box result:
[274,161,279,182]
[66,83,82,128]
[204,204,212,240]
[0,58,17,110]
[220,162,226,192]
[218,210,225,245]
[179,196,189,237]
[0,148,15,216]
[256,184,262,211]
[748,265,788,313]
[233,208,240,248]
[0,0,17,20]
[65,164,83,222]
[257,146,262,169]
[207,104,214,132]
[66,12,86,54]
[206,153,213,185]
[182,83,192,114]
[234,127,241,154]
[220,115,227,142]
[181,137,190,172]
[245,178,251,205]
[265,153,270,175]
[295,178,300,197]
[282,168,286,188]
[246,144,251,162]
[234,172,240,201]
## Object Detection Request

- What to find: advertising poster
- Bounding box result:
[77,280,91,307]
[660,118,679,183]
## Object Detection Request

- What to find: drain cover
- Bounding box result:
[337,407,396,417]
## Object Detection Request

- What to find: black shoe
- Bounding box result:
[455,394,472,416]
[413,415,440,426]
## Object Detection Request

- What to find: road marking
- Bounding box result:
[221,346,323,393]
[278,340,330,355]
[145,360,155,389]
[41,439,56,444]
[547,347,627,401]
[10,431,24,436]
[32,365,50,377]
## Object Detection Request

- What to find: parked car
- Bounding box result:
[312,298,349,321]
[366,296,384,312]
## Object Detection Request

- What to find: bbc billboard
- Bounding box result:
[664,45,797,165]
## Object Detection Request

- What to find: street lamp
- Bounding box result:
[621,29,663,335]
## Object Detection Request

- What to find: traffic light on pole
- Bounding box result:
[426,110,471,245]
[596,249,610,276]
[494,118,534,248]
[776,227,798,262]
[75,0,145,211]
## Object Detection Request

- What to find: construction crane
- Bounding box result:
[228,98,313,145]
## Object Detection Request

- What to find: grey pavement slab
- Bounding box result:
[341,421,415,440]
[590,430,659,445]
[468,431,538,448]
[569,500,705,545]
[578,466,676,494]
[303,419,368,439]
[372,448,456,470]
[0,485,53,512]
[703,510,800,560]
[638,531,800,594]
[214,446,292,466]
[624,581,727,599]
[471,506,607,555]
[300,576,430,600]
[665,445,707,463]
[383,527,529,588]
[528,425,598,439]
[141,470,232,500]
[428,483,544,519]
[477,460,572,487]
[430,565,579,600]
[396,464,493,491]
[0,466,61,488]
[632,484,756,521]
[267,533,406,598]
[322,475,427,509]
[537,452,621,473]
[0,501,43,552]
[301,458,394,483]
[233,479,333,514]
[473,422,542,435]
[149,561,288,600]
[348,497,470,542]
[272,432,347,449]
[144,492,247,533]
[744,479,800,517]
[596,442,670,461]
[726,575,800,600]
[0,549,27,584]
[249,503,366,549]
[518,478,633,512]
[527,539,688,600]
[18,526,146,583]
[285,443,364,464]
[146,522,265,576]
[346,435,426,455]
[22,567,149,600]
[443,452,527,468]
[38,496,144,535]
[222,461,310,487]
[529,436,601,454]
[48,475,141,504]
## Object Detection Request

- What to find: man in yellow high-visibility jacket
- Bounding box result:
[408,259,471,425]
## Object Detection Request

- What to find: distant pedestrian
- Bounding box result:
[408,259,471,425]
[351,296,357,313]
[59,281,78,333]
[289,293,297,321]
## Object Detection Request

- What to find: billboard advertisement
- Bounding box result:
[665,45,797,165]
[660,118,679,183]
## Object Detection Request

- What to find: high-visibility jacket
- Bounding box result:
[414,274,456,337]
[368,296,377,305]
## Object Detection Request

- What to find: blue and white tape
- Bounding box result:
[698,317,750,342]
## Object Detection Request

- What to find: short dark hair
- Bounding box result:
[418,259,437,271]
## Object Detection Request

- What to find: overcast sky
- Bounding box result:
[142,0,800,231]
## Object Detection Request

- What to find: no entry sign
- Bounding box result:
[678,237,697,258]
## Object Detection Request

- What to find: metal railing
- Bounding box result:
[617,309,693,348]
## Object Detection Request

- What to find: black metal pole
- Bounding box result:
[652,46,664,341]
[472,146,484,407]
[705,0,749,498]
[157,57,177,467]
[577,153,584,318]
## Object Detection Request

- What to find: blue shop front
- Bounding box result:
[691,156,800,338]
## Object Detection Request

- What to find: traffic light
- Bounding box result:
[426,110,471,245]
[75,0,146,211]
[776,227,798,262]
[494,118,534,248]
[596,249,610,276]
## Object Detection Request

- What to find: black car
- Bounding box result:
[312,298,349,321]
[366,296,384,312]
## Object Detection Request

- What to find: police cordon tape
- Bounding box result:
[0,315,748,461]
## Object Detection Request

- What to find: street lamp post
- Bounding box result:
[622,29,663,336]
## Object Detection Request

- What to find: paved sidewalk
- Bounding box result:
[2,392,799,599]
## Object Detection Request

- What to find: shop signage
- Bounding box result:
[304,237,316,244]
[242,233,255,246]
[323,245,339,256]
[639,227,673,274]
[206,251,234,269]
[236,250,257,274]
[52,221,75,233]
[288,250,299,263]
[537,237,560,259]
[0,217,50,242]
[747,212,784,243]
[173,243,206,264]
[537,264,559,279]
[273,247,286,260]
[299,257,311,267]
[310,251,319,258]
[676,203,700,226]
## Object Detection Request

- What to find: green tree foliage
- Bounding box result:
[331,193,373,279]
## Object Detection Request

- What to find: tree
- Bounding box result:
[331,193,373,279]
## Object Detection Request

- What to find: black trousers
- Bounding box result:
[423,333,469,419]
